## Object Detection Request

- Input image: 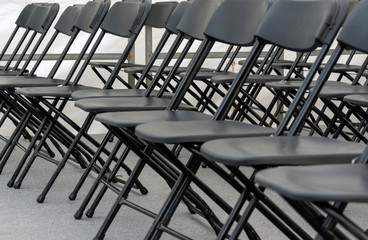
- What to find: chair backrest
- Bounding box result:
[26,3,60,33]
[134,1,191,89]
[28,1,110,79]
[54,5,85,36]
[143,0,221,97]
[166,0,269,109]
[100,0,151,38]
[266,0,354,136]
[73,0,111,33]
[165,1,191,34]
[255,0,351,52]
[214,0,352,121]
[204,0,271,46]
[15,4,39,28]
[176,0,222,40]
[145,1,178,28]
[337,0,368,54]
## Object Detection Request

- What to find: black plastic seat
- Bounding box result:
[255,161,368,239]
[344,94,368,107]
[200,136,363,166]
[256,164,368,202]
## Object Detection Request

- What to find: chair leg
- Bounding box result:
[35,114,95,203]
[74,136,123,219]
[0,111,32,174]
[8,117,48,187]
[69,131,117,201]
[84,146,135,219]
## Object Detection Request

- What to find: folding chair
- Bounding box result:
[8,0,155,203]
[67,0,182,101]
[17,0,225,208]
[195,0,368,238]
[76,0,276,238]
[130,0,364,238]
[0,0,111,179]
[0,3,59,75]
[0,2,87,171]
[86,1,178,89]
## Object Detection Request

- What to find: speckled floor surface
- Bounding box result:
[0,136,366,240]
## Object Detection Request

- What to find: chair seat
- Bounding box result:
[0,76,64,88]
[16,85,98,97]
[255,164,368,202]
[318,82,368,99]
[0,71,25,77]
[200,136,364,166]
[96,110,213,128]
[124,65,214,75]
[135,120,274,144]
[178,71,217,80]
[266,79,311,90]
[266,80,345,90]
[71,89,174,100]
[211,73,288,84]
[344,94,368,107]
[75,97,196,113]
[88,61,145,69]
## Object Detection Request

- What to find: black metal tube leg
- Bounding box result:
[0,111,32,173]
[74,138,122,219]
[69,131,115,201]
[8,117,49,187]
[86,147,132,219]
[36,114,95,203]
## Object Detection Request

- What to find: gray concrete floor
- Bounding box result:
[0,136,366,239]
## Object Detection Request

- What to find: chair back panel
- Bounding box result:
[100,1,143,37]
[26,3,59,33]
[145,1,178,28]
[255,0,349,52]
[165,1,191,34]
[73,0,111,33]
[15,4,38,28]
[176,0,222,40]
[54,5,84,36]
[338,0,368,54]
[204,0,270,46]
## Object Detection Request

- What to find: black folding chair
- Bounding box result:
[83,0,273,238]
[87,1,178,89]
[131,0,362,239]
[0,0,111,180]
[22,0,223,207]
[8,0,154,203]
